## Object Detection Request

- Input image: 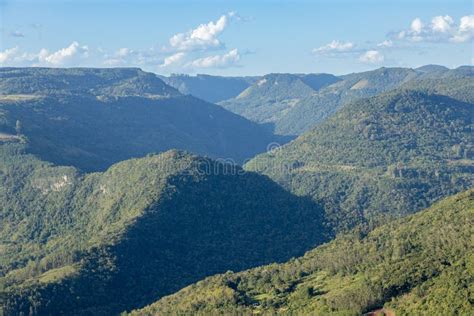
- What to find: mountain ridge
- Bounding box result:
[1,145,329,315]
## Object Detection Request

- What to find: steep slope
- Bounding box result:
[245,90,474,231]
[220,66,473,135]
[0,144,328,315]
[130,189,474,315]
[160,74,257,103]
[0,68,289,171]
[219,73,340,133]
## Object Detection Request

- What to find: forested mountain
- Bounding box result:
[0,68,289,171]
[160,74,258,103]
[0,67,181,97]
[133,189,473,315]
[219,66,473,135]
[219,73,340,134]
[245,89,474,231]
[0,144,328,315]
[0,66,472,316]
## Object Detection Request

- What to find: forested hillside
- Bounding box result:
[246,89,474,231]
[219,73,340,134]
[0,68,289,171]
[131,189,474,315]
[0,67,181,97]
[0,144,328,315]
[220,66,473,135]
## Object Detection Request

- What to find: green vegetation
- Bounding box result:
[246,89,473,231]
[219,73,340,134]
[0,66,472,315]
[0,68,289,171]
[220,66,473,135]
[0,144,328,315]
[0,67,180,97]
[130,189,474,315]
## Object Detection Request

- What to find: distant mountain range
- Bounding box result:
[0,68,289,171]
[217,65,473,135]
[159,74,258,103]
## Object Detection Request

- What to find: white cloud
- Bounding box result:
[313,40,354,54]
[359,50,384,64]
[103,47,136,66]
[39,42,89,65]
[0,42,89,66]
[0,47,38,65]
[459,15,474,32]
[187,49,240,68]
[396,15,474,43]
[377,40,393,47]
[116,48,131,57]
[0,47,20,64]
[411,18,423,33]
[168,13,233,52]
[431,15,454,32]
[160,52,186,67]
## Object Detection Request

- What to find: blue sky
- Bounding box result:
[1,0,473,75]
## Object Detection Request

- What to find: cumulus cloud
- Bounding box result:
[411,18,423,34]
[0,42,89,66]
[168,13,234,52]
[396,15,474,43]
[0,47,39,65]
[313,40,355,54]
[39,42,89,65]
[0,47,20,64]
[431,15,454,32]
[160,52,186,67]
[187,49,240,69]
[359,50,384,64]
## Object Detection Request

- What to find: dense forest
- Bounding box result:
[131,189,474,315]
[0,144,328,315]
[0,66,472,316]
[246,89,474,232]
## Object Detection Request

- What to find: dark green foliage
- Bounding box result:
[246,90,474,231]
[130,190,474,315]
[0,146,328,315]
[0,68,290,171]
[161,74,258,103]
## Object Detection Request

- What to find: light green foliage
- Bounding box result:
[130,190,474,315]
[246,89,474,231]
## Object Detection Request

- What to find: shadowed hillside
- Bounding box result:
[130,189,474,315]
[0,145,328,315]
